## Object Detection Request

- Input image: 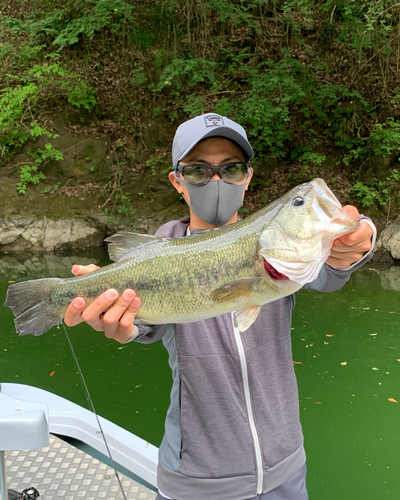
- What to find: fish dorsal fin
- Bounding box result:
[105,231,162,262]
[234,306,262,332]
[211,277,262,303]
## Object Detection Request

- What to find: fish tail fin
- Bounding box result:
[4,278,64,336]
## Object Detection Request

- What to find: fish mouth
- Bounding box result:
[263,258,289,281]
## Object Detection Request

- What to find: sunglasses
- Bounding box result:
[176,162,250,185]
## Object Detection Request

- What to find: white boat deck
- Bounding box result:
[1,383,159,500]
[5,434,156,500]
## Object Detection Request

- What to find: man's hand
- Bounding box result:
[64,264,140,343]
[326,205,373,269]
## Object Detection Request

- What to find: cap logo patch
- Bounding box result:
[204,115,224,127]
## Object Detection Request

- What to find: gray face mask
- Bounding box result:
[174,173,248,226]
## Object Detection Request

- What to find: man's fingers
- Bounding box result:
[331,237,372,254]
[333,220,373,248]
[102,290,140,339]
[71,264,100,276]
[326,255,354,269]
[65,264,101,328]
[328,249,365,262]
[118,297,141,330]
[342,204,360,222]
[81,289,119,324]
[107,298,141,343]
[64,284,141,343]
[64,297,86,327]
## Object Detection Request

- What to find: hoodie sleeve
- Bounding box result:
[304,216,376,293]
[129,324,170,344]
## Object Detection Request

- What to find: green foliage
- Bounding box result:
[3,0,400,213]
[0,59,93,193]
[17,143,63,194]
[28,63,97,110]
[183,94,205,117]
[369,119,400,156]
[351,170,400,207]
[42,181,62,194]
[131,66,147,88]
[335,0,396,51]
[114,193,137,218]
[214,98,234,116]
[237,58,306,157]
[0,83,40,154]
[206,0,260,30]
[155,57,218,92]
[131,28,154,50]
[0,63,96,157]
[2,0,133,49]
[17,166,46,194]
[168,111,179,122]
[102,158,137,222]
[153,50,374,159]
[343,119,400,166]
[280,0,315,40]
[54,0,132,48]
[29,143,64,163]
[152,106,163,118]
[146,154,167,175]
[298,151,326,166]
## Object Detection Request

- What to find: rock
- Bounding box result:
[43,219,72,251]
[0,217,105,253]
[370,264,400,291]
[371,248,394,264]
[135,214,164,235]
[0,213,170,254]
[376,218,400,260]
[0,252,104,280]
[0,217,37,245]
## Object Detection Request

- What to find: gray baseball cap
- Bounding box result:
[172,113,254,169]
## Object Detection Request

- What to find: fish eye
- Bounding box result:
[292,196,304,207]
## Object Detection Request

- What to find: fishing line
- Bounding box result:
[62,321,128,500]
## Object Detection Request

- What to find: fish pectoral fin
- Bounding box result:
[234,306,262,332]
[211,277,262,303]
[105,232,164,262]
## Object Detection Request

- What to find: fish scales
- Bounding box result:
[50,225,262,323]
[4,179,359,335]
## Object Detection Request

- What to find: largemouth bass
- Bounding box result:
[5,178,359,336]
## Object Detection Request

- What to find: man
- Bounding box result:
[65,113,375,500]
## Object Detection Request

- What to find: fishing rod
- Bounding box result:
[62,321,128,500]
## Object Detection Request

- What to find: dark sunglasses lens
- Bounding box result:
[220,163,248,182]
[182,165,211,184]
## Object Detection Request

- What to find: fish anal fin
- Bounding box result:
[105,232,163,262]
[234,306,262,332]
[211,277,262,303]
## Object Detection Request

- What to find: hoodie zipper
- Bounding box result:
[232,313,263,495]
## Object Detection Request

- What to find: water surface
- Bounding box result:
[1,252,399,498]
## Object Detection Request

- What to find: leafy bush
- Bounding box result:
[343,120,400,167]
[0,63,96,156]
[17,144,64,194]
[2,0,133,48]
[3,0,400,210]
[351,170,400,208]
[155,58,218,92]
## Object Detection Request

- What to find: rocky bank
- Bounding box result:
[2,212,400,266]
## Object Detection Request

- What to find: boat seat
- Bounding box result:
[0,392,49,451]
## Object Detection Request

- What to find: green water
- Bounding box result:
[1,252,399,498]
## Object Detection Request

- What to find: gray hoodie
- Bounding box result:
[135,216,376,500]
